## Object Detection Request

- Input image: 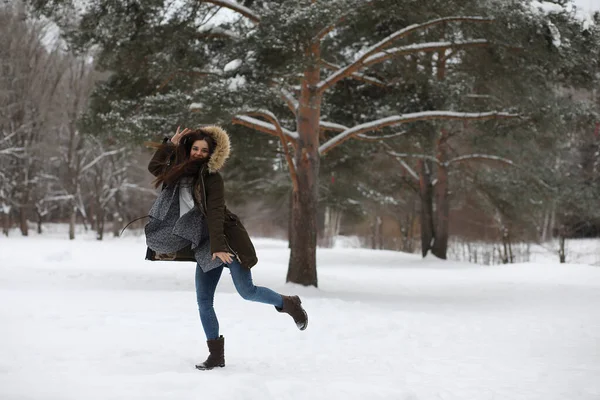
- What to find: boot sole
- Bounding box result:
[195,363,225,370]
[297,309,308,331]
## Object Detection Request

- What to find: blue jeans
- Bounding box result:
[195,259,284,340]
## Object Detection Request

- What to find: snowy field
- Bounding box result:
[1,227,600,400]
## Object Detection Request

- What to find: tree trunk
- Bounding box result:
[432,135,449,259]
[2,208,10,236]
[287,190,293,249]
[19,205,28,236]
[69,206,76,240]
[501,228,510,264]
[558,234,566,263]
[36,211,43,234]
[96,208,105,241]
[371,215,382,250]
[321,206,341,248]
[419,160,435,257]
[112,213,123,237]
[286,44,321,287]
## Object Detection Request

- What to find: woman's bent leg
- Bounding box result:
[195,264,224,340]
[228,259,283,308]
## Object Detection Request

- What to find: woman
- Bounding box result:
[145,126,308,370]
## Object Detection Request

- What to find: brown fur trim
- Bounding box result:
[202,126,231,173]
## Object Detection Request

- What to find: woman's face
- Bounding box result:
[190,139,210,160]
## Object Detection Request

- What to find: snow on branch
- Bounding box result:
[387,151,440,164]
[396,158,420,182]
[446,154,514,167]
[233,115,299,141]
[80,148,126,174]
[320,121,348,132]
[281,88,299,116]
[321,60,385,87]
[202,0,260,24]
[381,140,427,184]
[319,111,518,155]
[361,16,492,59]
[318,16,493,92]
[197,26,241,40]
[236,111,299,191]
[363,39,489,67]
[42,194,75,202]
[446,153,554,190]
[0,147,25,158]
[355,131,410,142]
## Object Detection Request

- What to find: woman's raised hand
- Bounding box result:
[171,126,191,145]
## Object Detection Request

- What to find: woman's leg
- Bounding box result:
[195,264,224,340]
[228,259,284,308]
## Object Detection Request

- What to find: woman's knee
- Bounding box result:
[234,279,257,300]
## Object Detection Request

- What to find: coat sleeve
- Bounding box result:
[148,140,175,177]
[205,173,229,254]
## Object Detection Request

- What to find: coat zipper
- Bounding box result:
[200,166,240,262]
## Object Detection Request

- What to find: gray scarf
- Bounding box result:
[145,182,222,272]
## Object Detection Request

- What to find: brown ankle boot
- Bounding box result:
[195,335,225,370]
[276,295,308,331]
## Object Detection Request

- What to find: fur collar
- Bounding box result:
[202,125,230,173]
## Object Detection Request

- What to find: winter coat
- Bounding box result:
[146,126,258,269]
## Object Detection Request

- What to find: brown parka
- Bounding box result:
[146,126,258,269]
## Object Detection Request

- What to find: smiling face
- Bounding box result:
[190,139,210,161]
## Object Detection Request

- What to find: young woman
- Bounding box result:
[145,126,308,370]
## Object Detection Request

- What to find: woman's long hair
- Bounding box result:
[152,130,216,188]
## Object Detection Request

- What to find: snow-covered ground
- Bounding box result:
[1,228,599,400]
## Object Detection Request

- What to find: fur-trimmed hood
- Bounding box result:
[201,125,230,173]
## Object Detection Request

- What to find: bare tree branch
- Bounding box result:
[320,121,347,132]
[313,1,377,41]
[317,16,493,92]
[363,39,488,66]
[355,131,410,142]
[387,151,440,164]
[446,154,515,167]
[201,0,261,23]
[232,115,299,142]
[321,60,385,87]
[245,111,299,191]
[319,111,519,155]
[281,87,299,116]
[80,148,126,174]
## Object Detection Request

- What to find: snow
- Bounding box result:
[364,40,488,66]
[1,227,599,400]
[235,115,299,140]
[319,111,517,155]
[226,74,246,91]
[531,0,598,30]
[547,21,562,47]
[530,1,565,14]
[224,59,243,72]
[205,0,260,23]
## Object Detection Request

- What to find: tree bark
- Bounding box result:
[2,210,10,236]
[371,215,383,250]
[69,206,76,240]
[419,160,435,257]
[36,211,43,234]
[558,233,566,263]
[96,208,105,241]
[19,205,28,236]
[432,133,449,259]
[286,44,321,287]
